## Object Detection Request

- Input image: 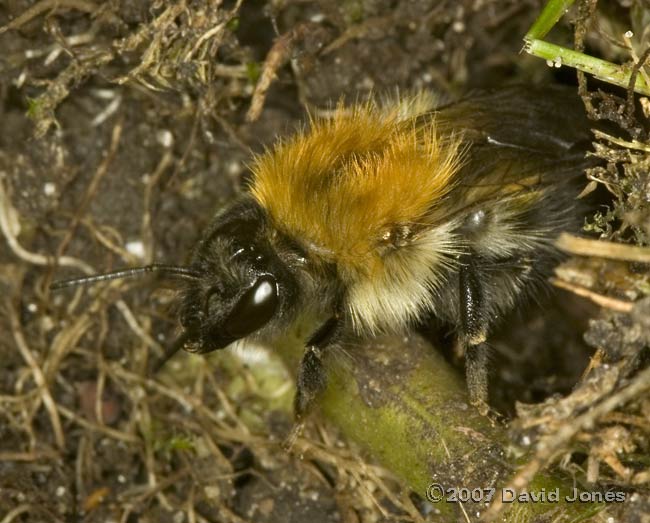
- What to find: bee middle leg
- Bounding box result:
[458,254,490,415]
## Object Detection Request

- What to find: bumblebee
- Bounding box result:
[52,85,593,416]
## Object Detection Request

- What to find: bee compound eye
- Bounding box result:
[224,275,279,338]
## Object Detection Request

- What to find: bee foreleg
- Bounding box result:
[458,254,490,415]
[294,316,342,421]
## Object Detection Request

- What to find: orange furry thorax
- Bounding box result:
[250,99,464,280]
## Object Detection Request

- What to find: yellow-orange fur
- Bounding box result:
[250,97,465,333]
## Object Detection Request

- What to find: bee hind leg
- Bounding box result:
[459,254,491,415]
[464,340,490,416]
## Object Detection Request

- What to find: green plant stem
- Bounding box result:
[524,0,650,96]
[525,0,576,41]
[524,39,650,96]
[276,331,606,521]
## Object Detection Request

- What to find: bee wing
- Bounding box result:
[429,85,595,213]
[434,85,593,158]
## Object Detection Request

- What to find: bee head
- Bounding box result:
[179,197,295,353]
[50,197,297,358]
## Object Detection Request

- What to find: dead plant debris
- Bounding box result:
[0,1,649,522]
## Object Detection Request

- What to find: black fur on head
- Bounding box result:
[179,196,299,353]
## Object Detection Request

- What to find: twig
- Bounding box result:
[56,404,138,443]
[78,218,132,261]
[0,449,58,461]
[550,277,634,312]
[556,233,650,263]
[114,2,187,84]
[0,504,56,523]
[114,299,164,355]
[246,23,316,122]
[0,176,93,274]
[0,0,98,34]
[593,129,650,152]
[55,119,123,259]
[142,151,173,263]
[182,0,243,62]
[9,305,66,449]
[626,46,650,119]
[44,313,93,381]
[482,364,650,521]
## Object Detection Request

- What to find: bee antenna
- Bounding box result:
[50,264,200,291]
